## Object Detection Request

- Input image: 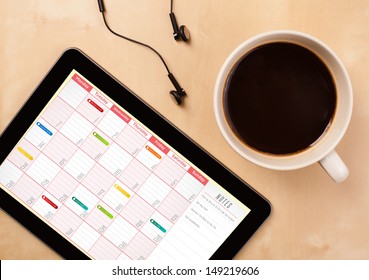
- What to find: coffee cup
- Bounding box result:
[214,30,353,183]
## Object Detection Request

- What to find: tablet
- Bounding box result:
[0,48,270,260]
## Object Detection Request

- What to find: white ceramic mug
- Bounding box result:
[214,30,353,183]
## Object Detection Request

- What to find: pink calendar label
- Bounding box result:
[0,70,250,260]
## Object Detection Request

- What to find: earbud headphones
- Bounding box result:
[169,0,190,42]
[97,0,189,105]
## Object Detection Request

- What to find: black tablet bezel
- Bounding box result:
[0,48,271,260]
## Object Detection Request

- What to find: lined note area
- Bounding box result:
[137,174,172,209]
[98,143,133,177]
[41,97,74,129]
[102,182,133,213]
[32,192,61,220]
[46,170,79,203]
[25,118,56,151]
[64,150,95,182]
[80,129,111,160]
[65,185,99,217]
[6,139,40,172]
[115,124,147,156]
[103,216,138,249]
[50,205,83,236]
[118,159,151,191]
[43,133,78,167]
[154,156,187,187]
[60,112,94,146]
[26,153,60,187]
[85,203,116,232]
[58,78,88,109]
[10,174,44,206]
[147,185,249,260]
[81,163,116,197]
[97,110,127,140]
[76,96,107,125]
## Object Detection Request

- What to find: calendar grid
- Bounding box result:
[0,71,249,260]
[4,115,198,258]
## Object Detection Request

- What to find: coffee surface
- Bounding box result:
[224,42,336,154]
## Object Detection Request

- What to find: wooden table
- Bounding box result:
[1,0,369,260]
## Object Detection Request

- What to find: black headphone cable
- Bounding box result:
[97,0,187,105]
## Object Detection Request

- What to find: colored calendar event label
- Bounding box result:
[0,70,250,260]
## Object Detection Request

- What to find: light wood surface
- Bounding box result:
[1,0,369,260]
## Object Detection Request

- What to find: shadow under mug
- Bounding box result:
[214,30,353,183]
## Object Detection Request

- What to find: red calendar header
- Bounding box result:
[111,105,131,123]
[188,167,208,186]
[149,136,169,154]
[72,73,92,92]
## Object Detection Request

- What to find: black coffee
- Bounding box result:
[224,42,336,155]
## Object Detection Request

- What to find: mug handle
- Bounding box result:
[319,150,349,183]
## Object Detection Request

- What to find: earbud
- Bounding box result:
[97,0,105,12]
[168,73,186,105]
[169,12,190,42]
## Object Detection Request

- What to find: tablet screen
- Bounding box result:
[0,70,251,260]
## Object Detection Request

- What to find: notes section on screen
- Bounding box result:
[147,182,250,260]
[0,70,251,260]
